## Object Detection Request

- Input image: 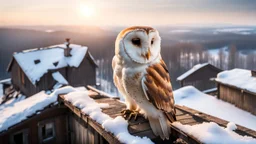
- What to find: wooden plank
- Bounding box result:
[176,114,193,121]
[170,125,202,144]
[88,125,94,144]
[179,118,199,125]
[73,107,81,118]
[133,129,156,139]
[129,122,151,134]
[175,108,186,116]
[87,85,120,99]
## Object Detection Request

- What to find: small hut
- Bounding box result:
[215,69,256,115]
[177,63,222,91]
[7,39,97,96]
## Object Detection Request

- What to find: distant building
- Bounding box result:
[177,63,222,91]
[7,39,97,96]
[215,69,256,115]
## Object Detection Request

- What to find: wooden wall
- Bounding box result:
[183,80,216,91]
[37,68,66,92]
[67,53,96,87]
[0,106,68,144]
[10,60,39,96]
[67,112,107,144]
[218,84,256,115]
[181,65,221,91]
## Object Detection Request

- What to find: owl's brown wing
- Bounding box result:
[142,59,176,122]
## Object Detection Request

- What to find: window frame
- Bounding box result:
[10,129,29,144]
[38,119,56,143]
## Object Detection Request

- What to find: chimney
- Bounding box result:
[252,70,256,77]
[64,38,72,57]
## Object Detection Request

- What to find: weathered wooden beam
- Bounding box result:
[59,94,121,144]
[87,85,120,99]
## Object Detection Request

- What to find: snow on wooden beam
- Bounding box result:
[57,87,256,144]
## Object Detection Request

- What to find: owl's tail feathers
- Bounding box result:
[148,112,171,140]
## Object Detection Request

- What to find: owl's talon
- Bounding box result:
[127,111,140,121]
[121,109,131,114]
[121,109,132,117]
[134,113,138,121]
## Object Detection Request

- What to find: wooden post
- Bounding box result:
[217,83,220,99]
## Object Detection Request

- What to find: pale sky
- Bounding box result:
[1,0,256,26]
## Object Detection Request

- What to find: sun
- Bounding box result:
[80,5,94,17]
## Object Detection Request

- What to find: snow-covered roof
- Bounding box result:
[11,44,96,85]
[177,63,209,81]
[52,72,68,85]
[0,86,83,132]
[0,78,11,85]
[174,86,256,131]
[215,69,256,94]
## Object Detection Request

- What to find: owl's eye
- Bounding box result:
[132,38,141,46]
[151,39,154,45]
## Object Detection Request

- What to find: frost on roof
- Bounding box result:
[13,44,88,84]
[215,68,256,94]
[177,63,209,81]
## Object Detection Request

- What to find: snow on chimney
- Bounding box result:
[64,38,72,57]
[252,70,256,77]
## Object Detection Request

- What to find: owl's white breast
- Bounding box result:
[121,56,161,104]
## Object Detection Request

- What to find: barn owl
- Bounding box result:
[112,26,176,140]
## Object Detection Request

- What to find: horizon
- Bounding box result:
[1,0,256,27]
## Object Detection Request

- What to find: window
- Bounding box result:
[53,61,59,67]
[34,59,41,64]
[10,129,28,144]
[38,121,55,143]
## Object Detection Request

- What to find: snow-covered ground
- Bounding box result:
[173,122,256,144]
[174,86,256,131]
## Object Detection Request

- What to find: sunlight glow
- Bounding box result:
[80,5,94,17]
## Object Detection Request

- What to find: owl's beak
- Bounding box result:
[145,51,151,60]
[142,49,151,60]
